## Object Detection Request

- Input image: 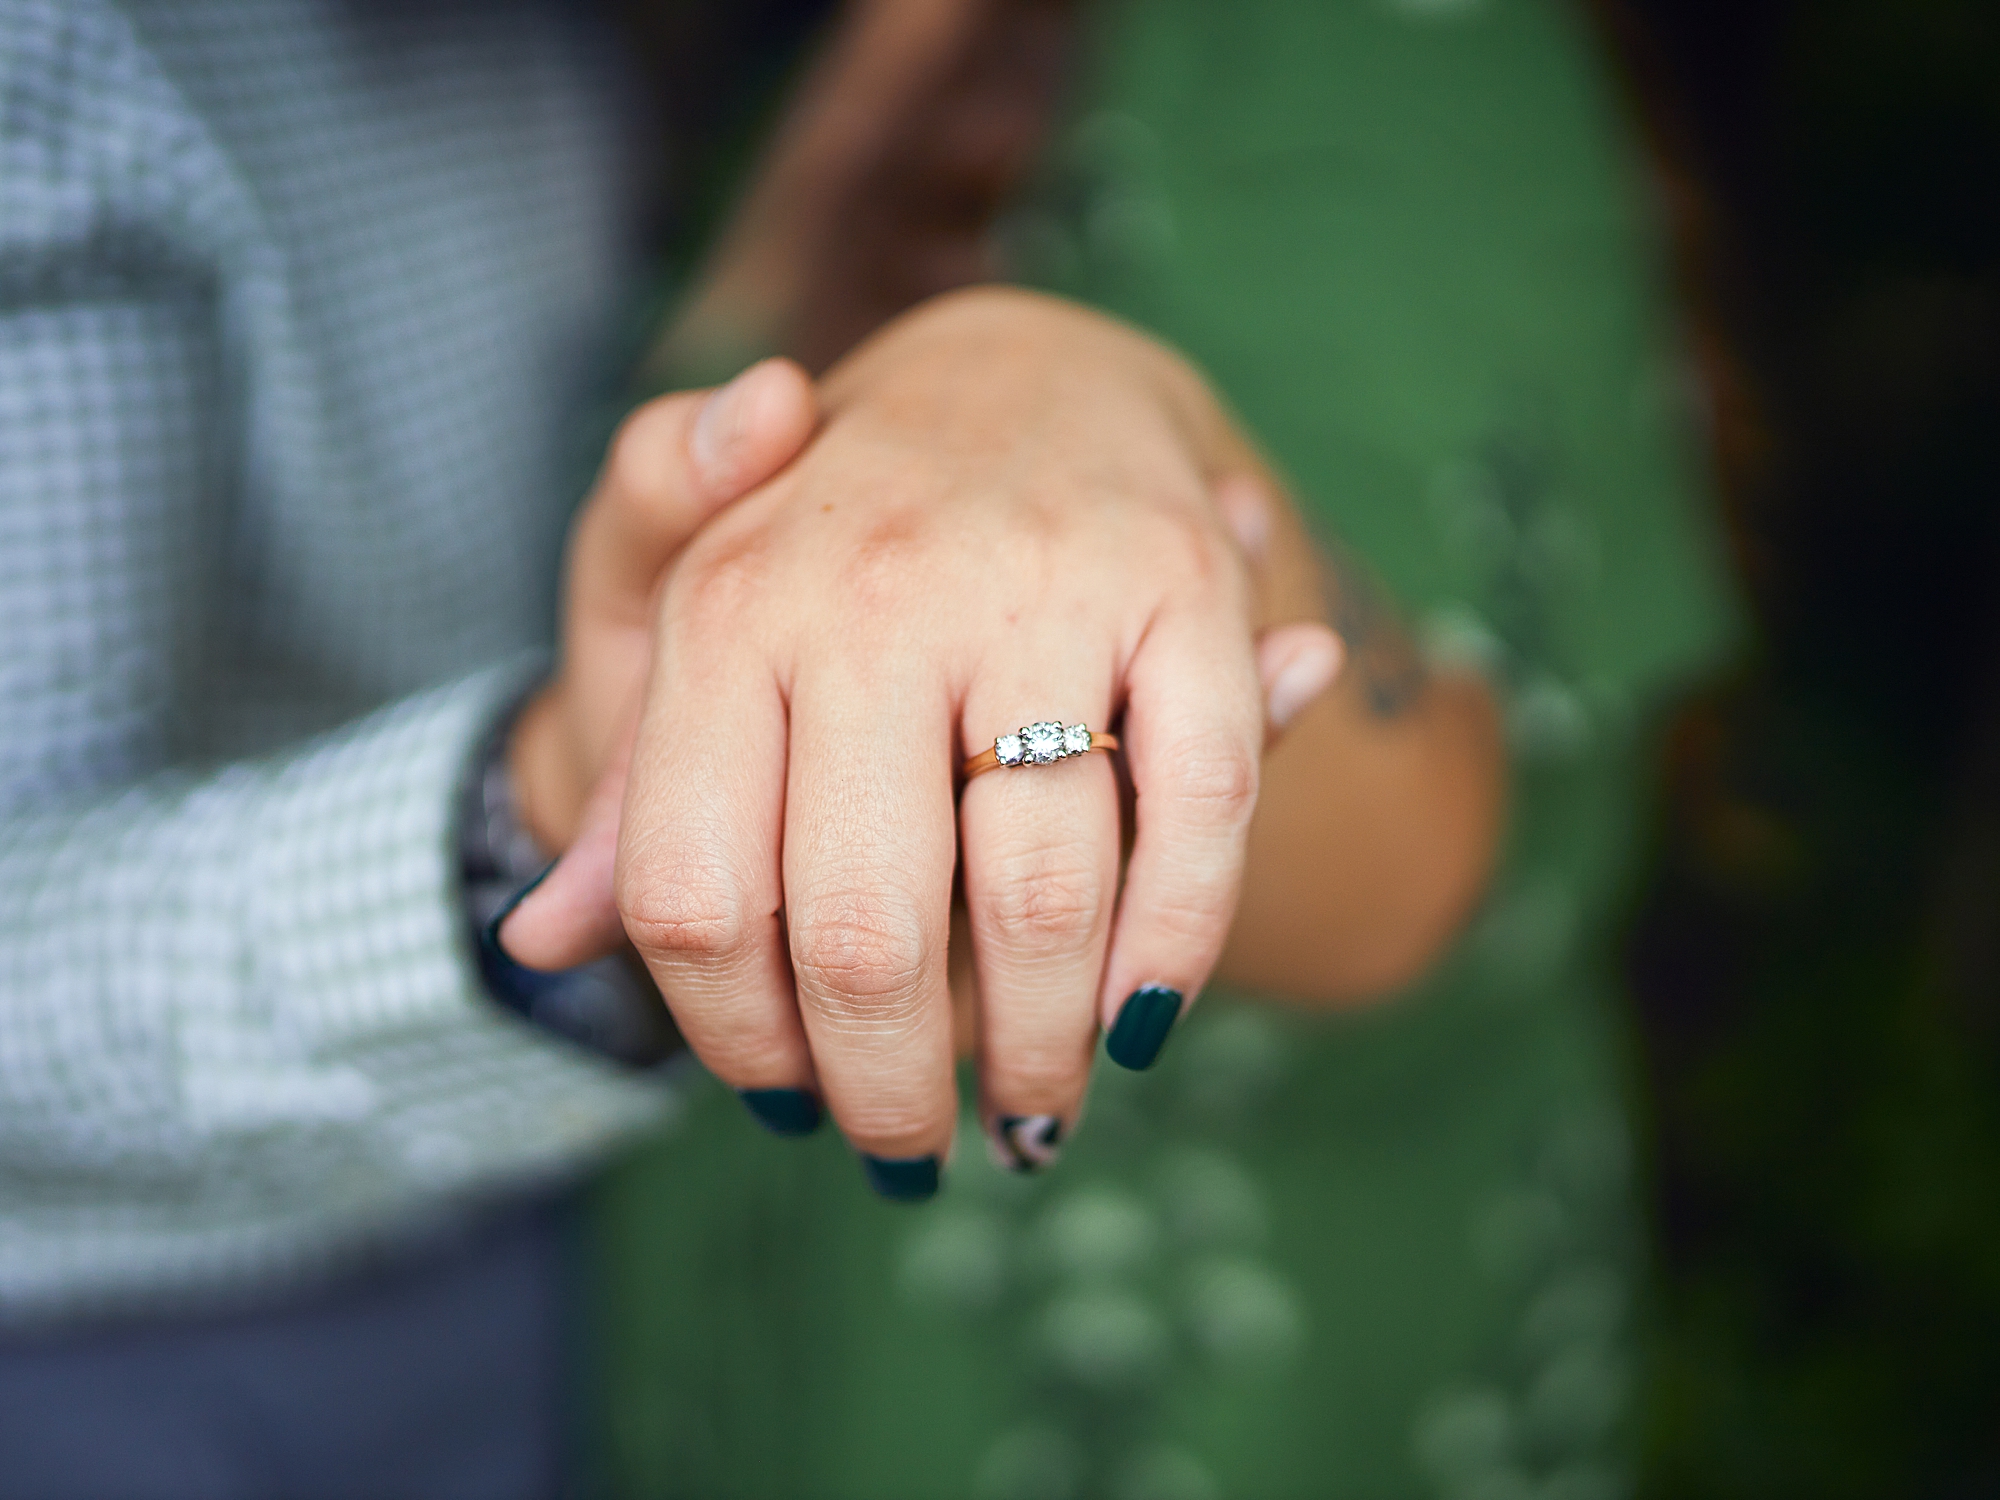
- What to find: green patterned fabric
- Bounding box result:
[589,1,1739,1495]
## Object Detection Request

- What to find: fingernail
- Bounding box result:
[481,861,557,970]
[988,1115,1064,1174]
[1265,635,1342,731]
[738,1088,824,1138]
[1106,985,1184,1071]
[862,1154,941,1203]
[690,364,759,481]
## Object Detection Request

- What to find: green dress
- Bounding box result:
[587,2,1738,1496]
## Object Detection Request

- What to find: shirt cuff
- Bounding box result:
[235,662,672,1209]
[457,684,685,1070]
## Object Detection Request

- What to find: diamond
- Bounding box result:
[1022,721,1064,764]
[1062,724,1092,756]
[995,733,1025,766]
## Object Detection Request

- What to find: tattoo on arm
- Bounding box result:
[1321,541,1427,718]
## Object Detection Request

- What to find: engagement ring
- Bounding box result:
[962,721,1119,781]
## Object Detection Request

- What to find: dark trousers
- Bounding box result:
[0,1198,577,1500]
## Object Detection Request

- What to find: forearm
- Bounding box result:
[1216,474,1506,1004]
[0,669,665,1314]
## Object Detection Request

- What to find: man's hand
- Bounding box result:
[502,358,818,959]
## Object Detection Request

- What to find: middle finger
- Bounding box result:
[783,641,961,1201]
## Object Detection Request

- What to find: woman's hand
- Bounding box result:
[508,287,1340,1193]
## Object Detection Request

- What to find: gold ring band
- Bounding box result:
[963,722,1119,782]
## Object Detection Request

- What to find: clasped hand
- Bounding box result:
[501,288,1341,1191]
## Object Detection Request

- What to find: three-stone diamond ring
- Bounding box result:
[961,721,1120,782]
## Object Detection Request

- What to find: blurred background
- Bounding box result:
[1607,0,2000,1493]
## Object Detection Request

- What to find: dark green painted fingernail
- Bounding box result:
[481,860,557,970]
[862,1154,940,1203]
[739,1088,824,1137]
[1106,984,1183,1071]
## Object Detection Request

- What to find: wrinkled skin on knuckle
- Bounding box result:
[1144,850,1244,939]
[790,890,934,1030]
[832,505,949,618]
[977,841,1106,953]
[616,853,751,964]
[1159,734,1261,826]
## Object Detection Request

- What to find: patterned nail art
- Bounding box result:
[989,1114,1065,1173]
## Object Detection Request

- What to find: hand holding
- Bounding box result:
[512,288,1341,1194]
[503,358,819,956]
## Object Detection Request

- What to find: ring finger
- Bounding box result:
[958,638,1120,1172]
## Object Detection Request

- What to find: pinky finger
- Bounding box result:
[495,715,637,971]
[1257,621,1343,741]
[1098,607,1265,1071]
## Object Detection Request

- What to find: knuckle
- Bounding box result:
[790,891,933,1020]
[979,845,1105,951]
[1141,508,1226,586]
[837,513,935,609]
[1158,735,1260,823]
[1147,855,1242,934]
[667,532,769,627]
[617,857,752,962]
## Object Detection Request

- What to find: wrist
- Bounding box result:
[464,685,685,1071]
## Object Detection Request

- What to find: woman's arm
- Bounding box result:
[1215,464,1505,1003]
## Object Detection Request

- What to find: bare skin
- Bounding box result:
[1206,469,1504,1000]
[625,0,1501,1010]
[501,288,1503,1179]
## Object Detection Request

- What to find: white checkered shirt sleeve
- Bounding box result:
[0,0,670,1316]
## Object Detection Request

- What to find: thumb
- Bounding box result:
[495,712,638,972]
[498,363,816,972]
[570,357,818,621]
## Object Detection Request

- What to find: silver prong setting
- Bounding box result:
[1022,721,1064,764]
